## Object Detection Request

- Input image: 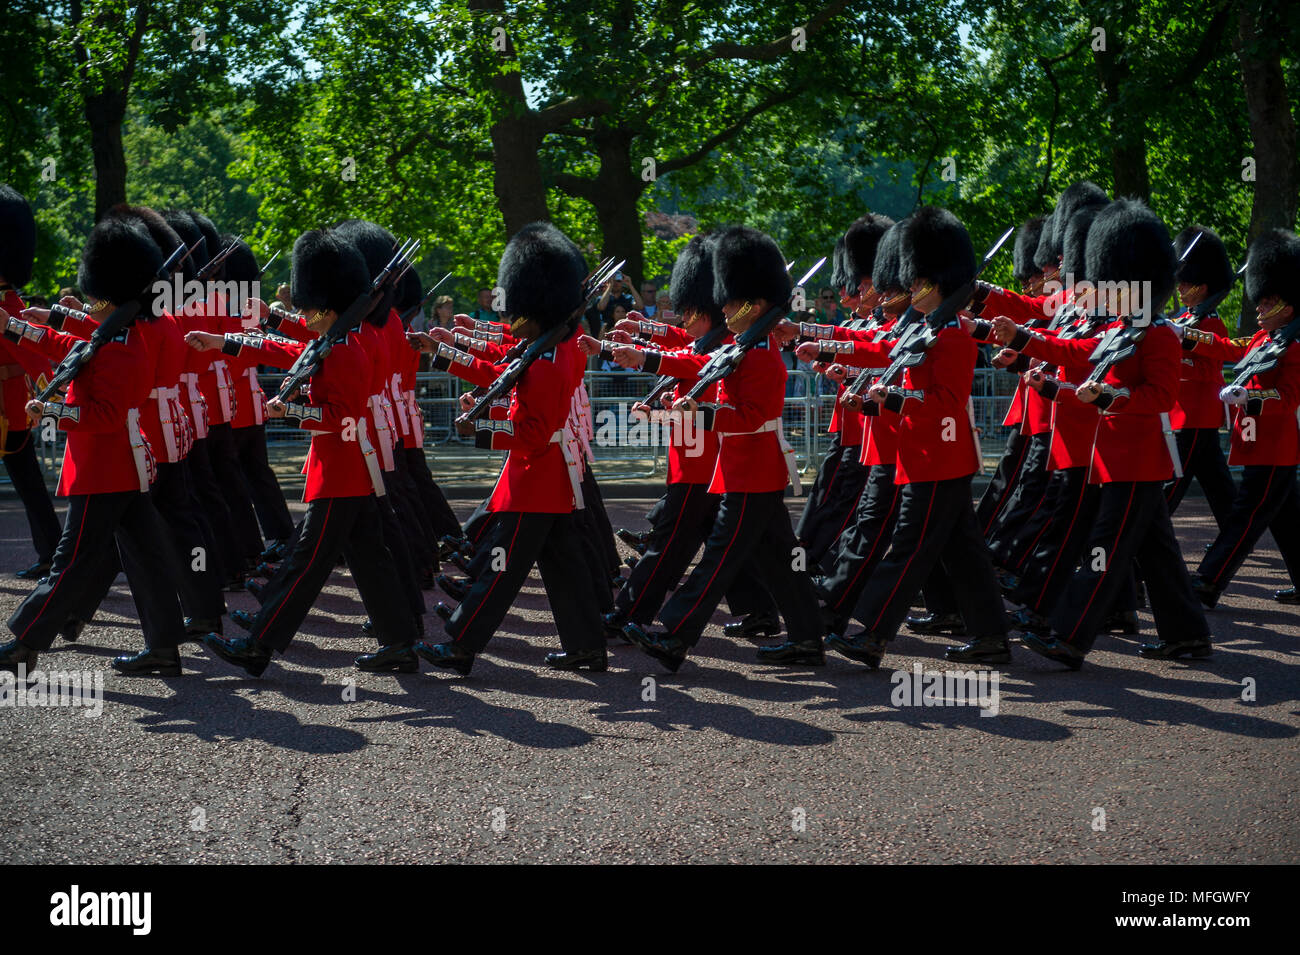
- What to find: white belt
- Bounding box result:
[390,372,410,437]
[151,385,183,463]
[244,366,265,425]
[551,429,584,508]
[180,372,209,439]
[126,407,156,492]
[405,389,424,448]
[356,418,386,496]
[213,359,236,422]
[367,393,396,471]
[718,417,802,496]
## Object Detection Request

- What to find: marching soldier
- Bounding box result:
[409,222,608,675]
[1164,225,1237,525]
[1004,199,1211,666]
[818,207,1009,668]
[1186,228,1300,608]
[195,228,419,675]
[623,225,826,671]
[0,217,187,675]
[0,185,61,579]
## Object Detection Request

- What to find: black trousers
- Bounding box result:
[1199,465,1300,593]
[1164,427,1236,528]
[797,439,871,568]
[976,427,1029,536]
[384,461,435,573]
[1052,482,1208,653]
[3,428,61,565]
[580,467,620,576]
[1008,468,1094,613]
[986,431,1052,560]
[817,464,901,630]
[232,423,294,542]
[997,467,1068,572]
[659,489,821,647]
[375,480,427,619]
[464,499,492,548]
[404,446,461,538]
[187,436,238,580]
[613,481,776,625]
[446,510,604,654]
[9,491,185,651]
[148,459,225,619]
[850,475,1007,642]
[207,422,265,564]
[251,494,417,652]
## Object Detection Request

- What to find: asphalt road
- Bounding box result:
[0,493,1296,864]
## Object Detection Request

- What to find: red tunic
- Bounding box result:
[702,337,791,494]
[0,288,51,428]
[1169,310,1229,431]
[1186,329,1300,467]
[1021,321,1182,483]
[890,327,980,485]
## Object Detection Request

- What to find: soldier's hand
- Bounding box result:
[1025,369,1046,392]
[772,319,799,345]
[453,313,474,329]
[614,319,639,335]
[20,307,50,324]
[867,383,889,405]
[630,401,652,419]
[825,363,847,383]
[991,348,1019,369]
[625,310,644,323]
[1076,380,1103,404]
[185,330,222,351]
[25,399,44,427]
[244,297,270,321]
[958,315,976,335]
[840,391,863,412]
[265,398,287,419]
[606,329,633,344]
[794,342,820,362]
[59,294,85,311]
[660,393,675,410]
[459,392,475,412]
[1219,384,1248,405]
[429,327,453,344]
[407,331,435,353]
[611,345,645,369]
[991,315,1019,345]
[673,396,698,414]
[576,334,601,357]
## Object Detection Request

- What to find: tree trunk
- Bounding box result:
[1234,4,1297,333]
[591,129,645,287]
[84,90,127,221]
[1090,21,1151,201]
[488,111,551,236]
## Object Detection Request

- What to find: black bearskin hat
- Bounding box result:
[220,234,260,285]
[1033,210,1059,271]
[160,210,205,280]
[670,233,724,327]
[1085,199,1176,313]
[107,205,185,267]
[1174,225,1233,297]
[899,206,976,299]
[189,211,222,267]
[1244,228,1300,309]
[1013,216,1046,282]
[291,229,369,316]
[78,216,165,307]
[1061,201,1109,285]
[871,221,906,294]
[496,221,587,331]
[844,213,895,291]
[0,184,37,288]
[1035,182,1109,272]
[393,262,422,320]
[829,236,849,294]
[711,225,790,307]
[333,218,399,326]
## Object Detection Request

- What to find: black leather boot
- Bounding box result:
[823,631,887,669]
[722,611,780,640]
[905,611,966,635]
[755,638,825,666]
[413,640,475,675]
[944,636,1011,664]
[355,643,419,673]
[200,633,272,677]
[544,648,608,671]
[112,647,182,677]
[621,622,688,672]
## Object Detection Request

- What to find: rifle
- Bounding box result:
[274,238,418,402]
[676,256,827,404]
[400,271,454,326]
[1222,312,1300,399]
[195,235,243,282]
[455,257,625,425]
[37,243,188,401]
[841,226,1014,404]
[635,323,732,410]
